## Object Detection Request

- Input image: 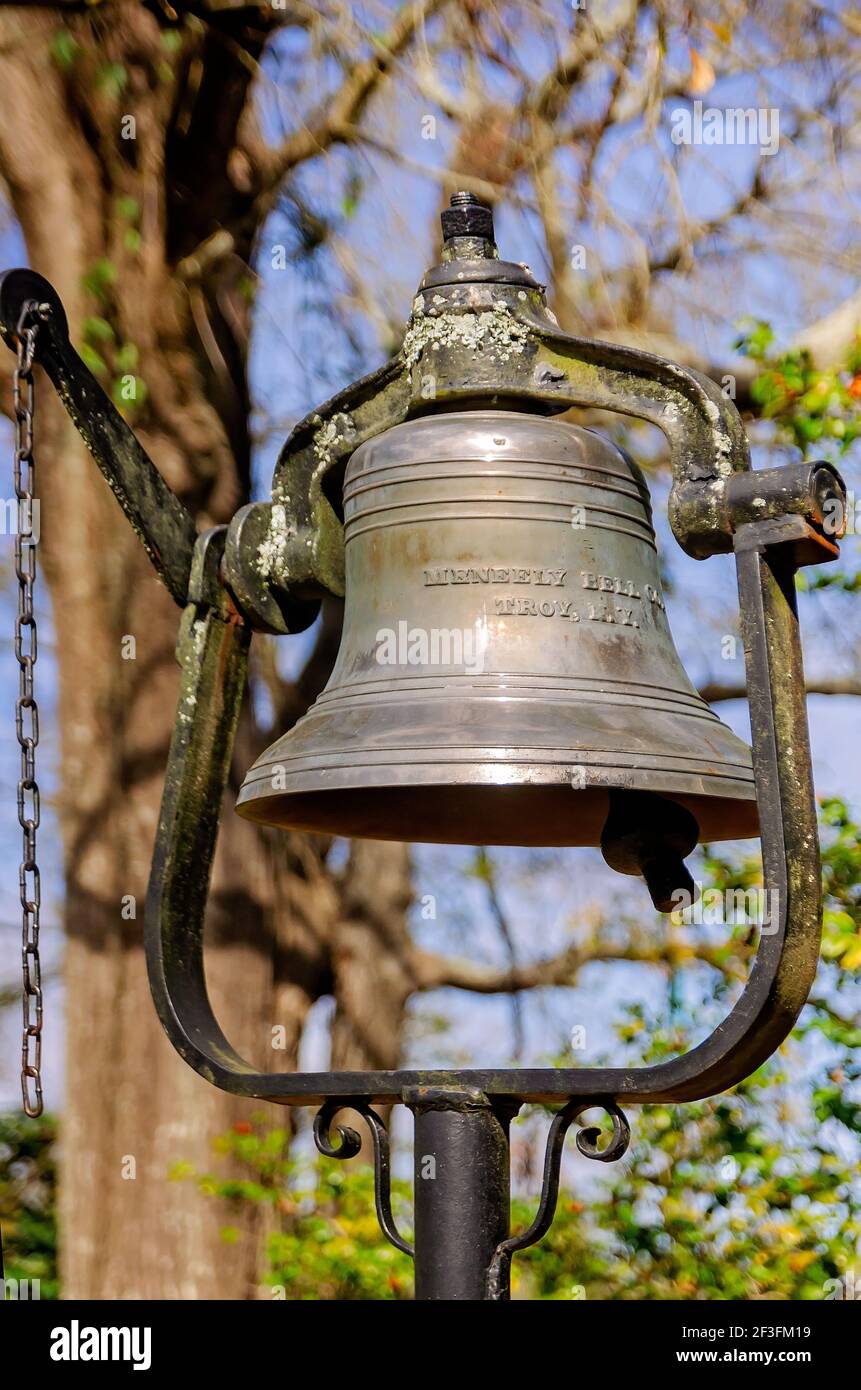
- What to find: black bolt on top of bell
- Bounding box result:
[441,190,495,243]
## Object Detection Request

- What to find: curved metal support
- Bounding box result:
[574,1099,632,1162]
[249,252,837,636]
[145,513,828,1105]
[144,531,257,1085]
[313,1102,414,1258]
[486,1099,630,1300]
[262,270,751,598]
[223,357,411,633]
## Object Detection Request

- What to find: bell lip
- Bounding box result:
[236,759,759,846]
[235,773,759,847]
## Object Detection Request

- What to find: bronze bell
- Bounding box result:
[237,409,758,905]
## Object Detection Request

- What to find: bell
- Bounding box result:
[237,411,758,903]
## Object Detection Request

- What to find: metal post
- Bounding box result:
[407,1087,516,1301]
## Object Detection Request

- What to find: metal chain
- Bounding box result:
[13,299,49,1117]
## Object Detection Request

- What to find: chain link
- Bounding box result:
[13,299,49,1118]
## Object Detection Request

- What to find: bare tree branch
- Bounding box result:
[411,934,746,996]
[787,285,861,369]
[701,677,861,703]
[474,847,524,1058]
[248,0,448,199]
[808,994,861,1029]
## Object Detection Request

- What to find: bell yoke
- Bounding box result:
[0,192,847,1298]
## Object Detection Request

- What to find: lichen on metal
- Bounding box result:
[402,304,530,370]
[256,501,292,581]
[312,410,356,469]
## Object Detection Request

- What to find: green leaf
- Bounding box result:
[50,30,79,71]
[96,62,129,100]
[83,316,115,344]
[112,374,147,410]
[117,196,140,224]
[115,342,139,372]
[81,259,117,303]
[79,343,108,377]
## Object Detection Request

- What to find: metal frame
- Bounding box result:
[0,214,844,1297]
[141,527,825,1107]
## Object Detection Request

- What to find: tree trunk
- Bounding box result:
[0,6,285,1299]
[331,841,414,1073]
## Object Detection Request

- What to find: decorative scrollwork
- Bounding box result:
[313,1101,414,1258]
[486,1097,630,1300]
[313,1103,363,1159]
[575,1101,630,1162]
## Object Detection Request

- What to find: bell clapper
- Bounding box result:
[600,789,700,914]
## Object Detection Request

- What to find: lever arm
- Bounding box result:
[0,268,198,606]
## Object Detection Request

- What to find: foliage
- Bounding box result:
[818,797,861,975]
[701,796,861,980]
[178,1024,860,1302]
[78,258,147,414]
[0,1111,58,1299]
[737,319,861,456]
[518,1023,860,1300]
[526,801,861,1299]
[739,322,861,591]
[172,1120,415,1301]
